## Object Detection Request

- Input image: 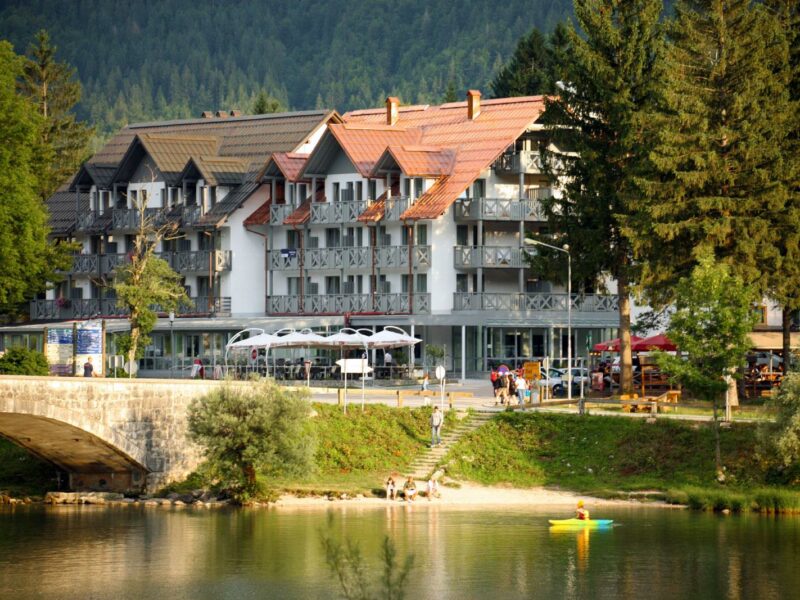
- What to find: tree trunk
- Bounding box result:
[782,305,792,371]
[243,463,257,488]
[618,271,634,395]
[712,397,722,479]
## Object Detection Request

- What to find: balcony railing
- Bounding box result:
[384,196,410,221]
[494,150,547,175]
[454,196,548,221]
[310,200,367,224]
[454,246,527,269]
[111,208,167,231]
[172,250,232,273]
[268,293,431,315]
[75,212,97,231]
[270,204,295,225]
[29,296,232,321]
[453,293,619,313]
[69,254,100,275]
[180,206,202,227]
[268,245,431,271]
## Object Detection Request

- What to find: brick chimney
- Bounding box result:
[467,90,481,120]
[230,109,242,117]
[200,111,214,118]
[215,110,229,119]
[386,96,400,126]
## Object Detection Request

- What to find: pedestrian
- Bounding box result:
[515,374,528,406]
[403,476,417,501]
[497,372,510,405]
[490,367,499,397]
[386,476,397,500]
[426,477,440,501]
[421,372,429,392]
[430,405,443,447]
[191,358,205,379]
[83,356,97,378]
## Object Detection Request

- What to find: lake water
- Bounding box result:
[1,504,798,599]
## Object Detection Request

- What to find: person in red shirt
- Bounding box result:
[576,500,590,520]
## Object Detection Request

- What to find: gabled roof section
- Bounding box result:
[343,95,546,220]
[196,181,261,227]
[243,198,272,227]
[302,123,422,178]
[357,181,400,223]
[180,156,249,186]
[45,184,89,236]
[372,145,456,177]
[74,110,340,189]
[112,133,219,186]
[259,152,309,182]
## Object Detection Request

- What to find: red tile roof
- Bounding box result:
[373,145,456,177]
[357,182,400,223]
[283,187,326,225]
[260,152,310,182]
[243,198,272,226]
[343,96,546,220]
[326,123,422,177]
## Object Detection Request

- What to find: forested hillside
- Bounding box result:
[0,0,572,141]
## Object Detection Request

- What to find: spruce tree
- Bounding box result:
[490,23,570,97]
[631,1,792,311]
[252,89,285,114]
[0,41,72,316]
[540,0,664,393]
[18,30,92,200]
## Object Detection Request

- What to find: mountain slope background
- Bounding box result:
[0,0,572,141]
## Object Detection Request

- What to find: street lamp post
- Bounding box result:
[524,239,572,403]
[169,311,175,378]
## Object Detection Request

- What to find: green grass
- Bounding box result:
[443,411,800,511]
[0,437,60,497]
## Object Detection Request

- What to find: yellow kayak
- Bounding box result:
[548,518,613,527]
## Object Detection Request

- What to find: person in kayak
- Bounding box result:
[576,500,590,520]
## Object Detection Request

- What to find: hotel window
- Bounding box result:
[325,276,341,294]
[414,178,424,198]
[403,178,411,197]
[356,181,363,202]
[332,182,340,202]
[368,180,377,200]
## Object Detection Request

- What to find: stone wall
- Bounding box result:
[0,376,246,492]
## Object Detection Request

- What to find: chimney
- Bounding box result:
[467,90,481,120]
[201,111,214,119]
[215,110,229,119]
[230,109,242,117]
[386,96,400,126]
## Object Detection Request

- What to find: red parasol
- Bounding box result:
[631,333,677,352]
[592,336,643,353]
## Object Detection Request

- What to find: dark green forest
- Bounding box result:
[0,0,572,141]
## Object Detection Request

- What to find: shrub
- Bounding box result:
[0,347,49,375]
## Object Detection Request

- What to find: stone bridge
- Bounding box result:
[0,376,235,493]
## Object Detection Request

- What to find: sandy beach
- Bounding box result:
[272,483,667,509]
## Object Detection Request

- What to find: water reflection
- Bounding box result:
[0,505,798,599]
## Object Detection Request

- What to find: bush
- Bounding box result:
[0,347,49,375]
[187,379,315,503]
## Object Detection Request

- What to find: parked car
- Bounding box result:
[558,367,590,391]
[536,368,565,396]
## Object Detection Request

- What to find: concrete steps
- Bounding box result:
[406,411,495,479]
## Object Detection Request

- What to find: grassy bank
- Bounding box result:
[162,403,458,498]
[443,411,800,513]
[0,437,60,497]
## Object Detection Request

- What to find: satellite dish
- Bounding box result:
[123,360,139,375]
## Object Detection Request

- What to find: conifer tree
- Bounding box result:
[490,23,570,97]
[540,0,664,393]
[18,30,92,200]
[252,89,285,114]
[443,80,458,103]
[0,41,72,316]
[630,1,792,312]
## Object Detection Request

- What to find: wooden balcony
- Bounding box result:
[453,292,618,313]
[454,246,527,269]
[267,293,431,315]
[494,150,546,175]
[268,245,431,271]
[111,208,167,231]
[384,196,410,221]
[454,195,549,221]
[270,204,295,225]
[171,250,232,273]
[310,200,367,224]
[375,245,430,269]
[29,296,232,321]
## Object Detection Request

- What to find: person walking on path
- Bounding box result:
[83,357,97,378]
[515,374,528,406]
[430,405,443,447]
[421,372,429,392]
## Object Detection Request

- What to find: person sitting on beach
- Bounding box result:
[576,500,590,520]
[386,476,397,500]
[403,477,417,502]
[426,477,440,501]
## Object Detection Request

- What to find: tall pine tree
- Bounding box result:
[540,0,664,393]
[490,23,570,97]
[631,1,791,312]
[0,41,72,316]
[18,30,92,200]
